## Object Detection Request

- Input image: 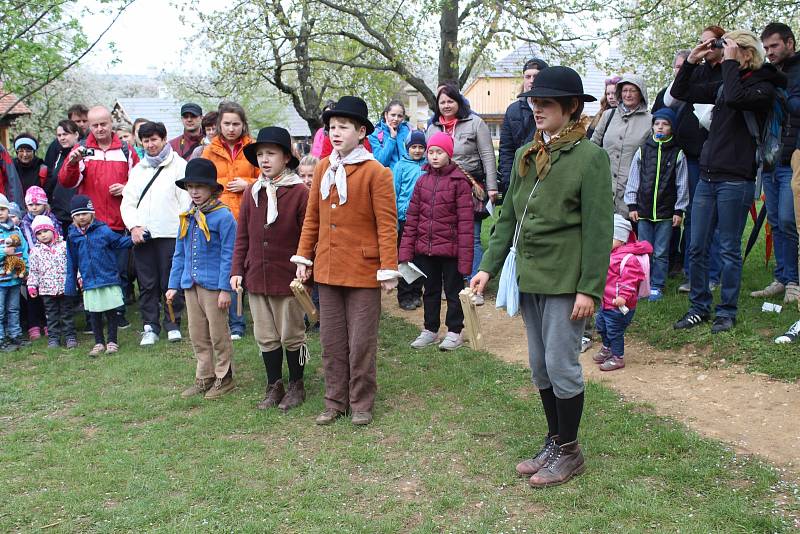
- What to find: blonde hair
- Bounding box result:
[724,30,766,70]
[299,155,318,168]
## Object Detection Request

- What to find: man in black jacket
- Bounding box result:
[497,58,548,197]
[755,22,800,303]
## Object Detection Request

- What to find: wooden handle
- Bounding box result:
[459,288,484,350]
[290,278,319,323]
[166,299,176,324]
[236,287,244,317]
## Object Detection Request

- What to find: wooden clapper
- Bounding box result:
[290,278,318,323]
[458,288,484,350]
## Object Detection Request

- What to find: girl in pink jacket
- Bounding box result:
[593,215,652,371]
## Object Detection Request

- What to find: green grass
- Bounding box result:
[0,312,796,532]
[481,203,800,381]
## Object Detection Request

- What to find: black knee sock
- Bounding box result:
[286,348,304,382]
[539,388,559,438]
[91,313,105,344]
[262,348,283,384]
[555,391,585,444]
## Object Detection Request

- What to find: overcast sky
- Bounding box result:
[81,0,211,75]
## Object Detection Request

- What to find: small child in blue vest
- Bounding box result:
[624,107,689,301]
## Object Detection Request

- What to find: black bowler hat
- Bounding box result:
[321,96,374,135]
[518,66,597,102]
[175,158,222,192]
[243,126,300,169]
[180,103,203,117]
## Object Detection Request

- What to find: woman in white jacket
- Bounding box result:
[121,121,191,345]
[591,73,652,217]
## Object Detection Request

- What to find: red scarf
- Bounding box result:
[439,116,458,136]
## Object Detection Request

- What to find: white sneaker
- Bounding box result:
[580,336,593,353]
[230,333,242,341]
[775,319,800,344]
[438,331,464,351]
[167,329,182,343]
[472,293,485,306]
[410,329,438,348]
[140,325,158,346]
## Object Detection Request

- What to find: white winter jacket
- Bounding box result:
[121,150,191,238]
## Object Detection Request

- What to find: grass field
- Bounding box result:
[0,312,796,532]
[481,203,800,381]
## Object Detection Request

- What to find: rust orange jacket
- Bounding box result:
[296,158,398,288]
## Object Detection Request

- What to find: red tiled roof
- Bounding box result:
[0,85,32,116]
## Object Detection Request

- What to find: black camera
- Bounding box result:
[80,146,95,157]
[712,38,726,49]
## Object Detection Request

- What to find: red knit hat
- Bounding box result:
[427,132,454,158]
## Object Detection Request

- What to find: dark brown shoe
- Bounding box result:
[351,411,373,425]
[515,435,558,476]
[181,377,214,398]
[528,440,585,488]
[315,409,344,425]
[278,380,306,411]
[257,380,285,410]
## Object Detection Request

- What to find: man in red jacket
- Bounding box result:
[59,105,140,328]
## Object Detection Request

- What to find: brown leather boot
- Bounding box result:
[528,440,585,488]
[181,377,214,398]
[515,435,558,476]
[278,380,306,411]
[257,380,285,410]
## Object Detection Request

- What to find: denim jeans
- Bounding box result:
[595,307,635,357]
[0,285,22,340]
[688,179,755,319]
[637,219,673,290]
[762,165,798,285]
[683,158,722,283]
[228,290,246,335]
[471,219,484,278]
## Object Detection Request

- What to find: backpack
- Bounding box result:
[742,87,789,171]
[619,252,651,299]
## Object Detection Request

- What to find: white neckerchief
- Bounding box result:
[251,169,305,225]
[320,145,375,205]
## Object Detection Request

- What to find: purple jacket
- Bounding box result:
[399,162,474,275]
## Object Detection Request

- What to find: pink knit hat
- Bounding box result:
[25,186,48,206]
[427,132,454,158]
[31,215,56,236]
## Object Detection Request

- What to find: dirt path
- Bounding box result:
[383,295,800,475]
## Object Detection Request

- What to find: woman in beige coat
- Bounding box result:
[590,73,652,216]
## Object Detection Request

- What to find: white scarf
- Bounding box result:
[251,170,305,225]
[320,145,375,205]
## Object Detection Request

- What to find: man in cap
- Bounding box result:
[169,103,205,160]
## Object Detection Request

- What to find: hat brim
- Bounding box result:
[175,177,224,192]
[322,110,375,135]
[243,142,300,170]
[518,87,597,102]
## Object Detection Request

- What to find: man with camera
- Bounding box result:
[59,105,140,328]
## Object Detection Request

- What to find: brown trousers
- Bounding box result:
[185,286,233,379]
[318,284,381,412]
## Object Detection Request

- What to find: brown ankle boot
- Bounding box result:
[256,380,285,409]
[515,435,558,476]
[528,440,585,488]
[278,380,306,411]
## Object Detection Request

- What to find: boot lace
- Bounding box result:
[543,444,563,469]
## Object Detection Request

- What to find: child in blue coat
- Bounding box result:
[393,130,427,310]
[0,194,29,351]
[65,195,133,357]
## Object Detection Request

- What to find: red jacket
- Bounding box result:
[399,163,474,275]
[602,238,653,310]
[58,133,139,231]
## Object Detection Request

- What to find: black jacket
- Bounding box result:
[46,145,78,224]
[13,156,47,196]
[632,136,682,220]
[498,98,535,190]
[652,86,708,160]
[777,52,800,165]
[671,59,786,181]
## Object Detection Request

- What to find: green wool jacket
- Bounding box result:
[479,137,614,301]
